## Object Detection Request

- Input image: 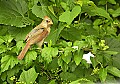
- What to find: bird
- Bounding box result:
[17,16,53,60]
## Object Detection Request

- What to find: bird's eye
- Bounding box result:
[46,20,50,23]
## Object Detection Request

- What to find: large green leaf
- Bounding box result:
[74,49,83,65]
[113,54,120,69]
[107,38,120,50]
[99,68,107,82]
[60,72,77,81]
[73,41,88,49]
[0,36,4,45]
[8,26,32,41]
[48,58,59,70]
[107,66,120,77]
[70,78,94,84]
[61,27,82,41]
[1,55,19,72]
[111,8,120,17]
[92,7,112,20]
[82,5,112,20]
[19,67,38,84]
[41,47,58,63]
[32,5,58,27]
[45,23,65,44]
[7,66,21,78]
[107,0,116,4]
[0,0,33,27]
[62,54,72,64]
[25,51,37,63]
[0,25,8,35]
[58,57,68,72]
[59,6,81,25]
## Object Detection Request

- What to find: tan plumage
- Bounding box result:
[17,16,53,60]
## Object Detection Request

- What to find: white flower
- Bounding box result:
[82,52,95,64]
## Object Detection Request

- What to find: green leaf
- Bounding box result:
[61,27,81,41]
[62,54,72,64]
[25,51,37,63]
[0,25,8,35]
[38,76,48,84]
[1,72,7,81]
[7,66,21,78]
[112,8,120,17]
[64,47,73,56]
[103,51,118,55]
[107,66,120,77]
[0,0,33,27]
[48,58,59,70]
[98,0,106,5]
[48,79,56,84]
[113,54,120,69]
[16,41,25,50]
[46,23,65,44]
[19,67,38,84]
[32,5,48,18]
[58,57,68,72]
[92,7,112,20]
[60,72,77,81]
[74,49,83,65]
[70,78,94,84]
[59,11,70,24]
[59,6,81,25]
[0,44,7,54]
[107,0,116,4]
[41,47,58,63]
[93,19,102,26]
[2,34,14,43]
[82,5,112,20]
[0,36,4,45]
[73,41,88,49]
[32,5,58,27]
[1,55,19,72]
[60,2,69,10]
[8,26,32,41]
[99,68,107,82]
[106,38,120,52]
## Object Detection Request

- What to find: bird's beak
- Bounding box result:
[50,21,53,25]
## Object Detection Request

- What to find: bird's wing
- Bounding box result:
[29,28,49,45]
[25,25,45,41]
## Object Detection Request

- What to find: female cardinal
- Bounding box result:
[17,16,53,60]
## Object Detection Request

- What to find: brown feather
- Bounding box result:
[17,16,53,60]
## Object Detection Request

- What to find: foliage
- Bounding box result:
[1,0,120,83]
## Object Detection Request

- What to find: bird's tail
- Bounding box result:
[17,41,31,60]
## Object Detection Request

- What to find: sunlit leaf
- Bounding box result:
[59,6,81,25]
[62,54,72,64]
[46,23,64,44]
[99,68,107,82]
[74,50,83,65]
[0,0,33,27]
[19,67,38,84]
[107,0,116,4]
[60,72,77,81]
[41,47,58,63]
[112,8,120,17]
[61,27,82,41]
[25,51,37,63]
[8,26,32,41]
[107,66,120,77]
[32,5,58,27]
[1,55,19,72]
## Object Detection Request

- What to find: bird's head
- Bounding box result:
[41,16,53,28]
